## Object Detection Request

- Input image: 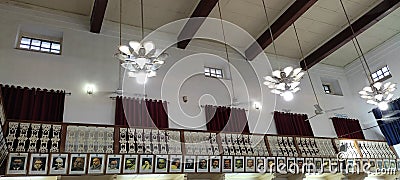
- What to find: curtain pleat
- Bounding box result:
[205,105,249,133]
[114,96,169,128]
[274,111,313,136]
[331,117,365,139]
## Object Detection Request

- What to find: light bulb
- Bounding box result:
[378,101,389,111]
[136,71,148,84]
[282,91,294,101]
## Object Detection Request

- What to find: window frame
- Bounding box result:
[322,84,333,94]
[204,67,224,79]
[371,65,392,83]
[16,33,62,55]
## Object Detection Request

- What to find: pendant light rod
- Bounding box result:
[140,0,144,40]
[261,0,279,65]
[339,0,373,85]
[119,0,122,46]
[293,23,319,105]
[217,2,236,101]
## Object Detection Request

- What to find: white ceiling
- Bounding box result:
[6,0,400,67]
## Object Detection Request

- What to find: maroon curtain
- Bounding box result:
[331,117,365,139]
[115,96,168,128]
[274,111,314,136]
[0,84,65,122]
[205,105,250,133]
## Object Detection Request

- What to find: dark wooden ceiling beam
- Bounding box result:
[90,0,108,33]
[300,0,400,70]
[177,0,219,49]
[245,0,317,61]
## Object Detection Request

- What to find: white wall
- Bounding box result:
[0,2,384,139]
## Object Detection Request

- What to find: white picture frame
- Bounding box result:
[234,156,244,173]
[210,156,221,173]
[184,155,196,173]
[139,155,153,173]
[155,155,168,173]
[123,154,138,174]
[245,156,255,172]
[197,156,209,172]
[29,153,49,175]
[7,153,28,175]
[88,154,105,174]
[222,156,233,172]
[169,155,182,173]
[256,157,266,173]
[106,154,122,174]
[69,154,87,175]
[49,154,68,175]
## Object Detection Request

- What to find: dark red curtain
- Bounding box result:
[0,84,65,122]
[331,117,365,139]
[115,96,168,128]
[205,105,250,133]
[274,111,314,136]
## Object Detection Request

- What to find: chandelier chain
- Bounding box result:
[217,2,236,101]
[339,0,373,85]
[293,23,319,105]
[261,0,279,68]
[140,0,144,40]
[119,0,122,46]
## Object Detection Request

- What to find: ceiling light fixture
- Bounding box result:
[261,0,304,101]
[339,0,396,110]
[115,0,168,84]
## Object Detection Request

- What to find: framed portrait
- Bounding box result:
[169,155,182,173]
[210,156,221,173]
[390,160,396,170]
[106,154,122,174]
[184,156,196,173]
[296,158,304,173]
[304,158,313,173]
[256,157,266,173]
[88,154,105,174]
[377,159,383,170]
[287,157,296,173]
[139,155,153,173]
[7,153,28,175]
[197,156,209,172]
[222,156,233,172]
[397,159,400,171]
[245,157,255,172]
[331,159,338,173]
[267,157,276,173]
[323,158,331,172]
[234,156,244,173]
[347,159,354,173]
[155,155,168,173]
[29,153,49,175]
[314,158,322,172]
[49,154,68,175]
[69,154,87,175]
[383,159,390,169]
[123,154,138,174]
[361,159,369,172]
[369,159,376,172]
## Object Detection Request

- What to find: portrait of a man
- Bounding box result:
[52,157,65,170]
[156,158,166,170]
[31,158,46,171]
[10,157,25,170]
[90,157,102,170]
[198,159,207,169]
[125,158,136,170]
[108,158,119,170]
[71,157,85,171]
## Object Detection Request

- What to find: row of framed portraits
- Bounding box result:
[6,153,400,175]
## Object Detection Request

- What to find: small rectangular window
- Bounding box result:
[17,35,62,55]
[204,67,224,79]
[371,65,391,83]
[323,84,332,94]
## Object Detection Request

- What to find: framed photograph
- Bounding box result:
[88,154,105,174]
[210,156,221,173]
[155,155,168,173]
[256,157,266,173]
[397,159,400,171]
[169,155,182,173]
[139,155,153,173]
[361,159,368,172]
[245,157,255,172]
[323,158,331,172]
[29,153,49,175]
[234,156,244,172]
[123,154,138,174]
[369,159,376,172]
[331,159,338,173]
[106,154,122,174]
[377,159,383,170]
[315,158,322,172]
[197,156,209,172]
[390,160,396,170]
[304,158,313,173]
[7,153,28,175]
[383,159,390,169]
[296,158,304,172]
[69,154,87,174]
[49,154,68,175]
[222,156,233,172]
[347,159,354,173]
[287,157,296,173]
[267,157,277,173]
[183,156,195,173]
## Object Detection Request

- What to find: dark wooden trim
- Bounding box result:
[245,0,317,60]
[177,0,219,49]
[114,127,120,154]
[300,0,400,69]
[59,124,67,152]
[90,0,108,33]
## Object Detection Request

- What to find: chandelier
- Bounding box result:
[264,67,304,101]
[115,0,168,84]
[260,0,304,101]
[339,0,396,110]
